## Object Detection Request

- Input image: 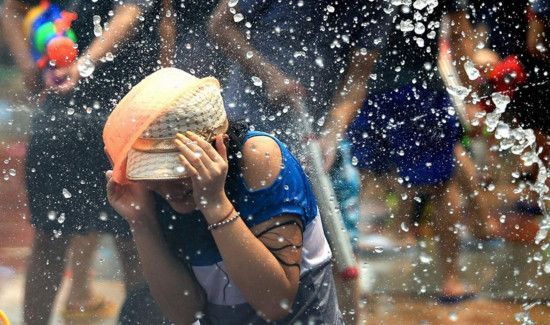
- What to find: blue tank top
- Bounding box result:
[156,130,319,267]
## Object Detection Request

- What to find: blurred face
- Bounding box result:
[142,178,196,214]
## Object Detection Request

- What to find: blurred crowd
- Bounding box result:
[0,0,549,324]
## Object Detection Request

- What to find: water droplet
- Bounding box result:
[62,188,72,199]
[228,0,239,7]
[57,213,66,224]
[199,196,208,206]
[419,252,432,264]
[351,156,358,166]
[93,15,101,25]
[8,169,16,176]
[399,19,415,32]
[99,212,108,221]
[491,92,511,114]
[446,84,471,100]
[500,215,506,223]
[105,52,114,61]
[315,57,324,68]
[48,211,56,221]
[316,116,326,127]
[374,246,384,253]
[414,22,425,34]
[94,24,103,37]
[326,5,335,13]
[175,165,186,175]
[251,76,263,87]
[448,311,458,321]
[464,60,480,80]
[400,222,409,232]
[233,13,244,22]
[77,58,95,78]
[236,151,243,158]
[279,298,290,310]
[246,51,253,59]
[67,107,75,115]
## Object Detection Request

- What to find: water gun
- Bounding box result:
[479,55,527,112]
[23,0,78,70]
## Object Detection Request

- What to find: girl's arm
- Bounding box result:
[106,172,205,324]
[176,133,304,321]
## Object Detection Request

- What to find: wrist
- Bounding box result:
[200,193,234,224]
[129,214,158,234]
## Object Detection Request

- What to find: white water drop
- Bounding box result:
[374,246,384,253]
[62,188,72,199]
[48,211,56,221]
[233,13,244,22]
[77,58,95,78]
[446,84,470,100]
[448,311,458,321]
[99,211,108,221]
[228,0,239,7]
[419,252,432,264]
[491,92,511,114]
[400,222,409,232]
[464,60,480,80]
[399,20,415,32]
[279,298,290,310]
[8,169,16,176]
[57,213,66,224]
[251,76,263,87]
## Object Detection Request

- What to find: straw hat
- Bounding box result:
[103,68,228,184]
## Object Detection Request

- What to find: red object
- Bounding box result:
[55,11,78,33]
[46,36,77,68]
[488,55,527,94]
[340,266,359,280]
[480,55,527,112]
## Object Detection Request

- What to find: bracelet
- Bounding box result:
[207,208,240,231]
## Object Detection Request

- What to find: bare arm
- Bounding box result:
[324,50,378,140]
[208,0,305,103]
[159,0,176,67]
[83,4,143,65]
[319,49,378,169]
[447,11,476,81]
[131,216,206,324]
[1,0,41,92]
[106,174,205,325]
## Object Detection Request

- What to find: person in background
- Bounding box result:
[321,1,480,303]
[208,1,389,322]
[1,0,160,323]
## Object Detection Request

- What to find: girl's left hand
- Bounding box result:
[175,131,230,214]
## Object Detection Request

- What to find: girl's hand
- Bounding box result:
[175,132,231,217]
[106,170,156,225]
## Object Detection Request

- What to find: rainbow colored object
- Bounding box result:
[23,0,78,69]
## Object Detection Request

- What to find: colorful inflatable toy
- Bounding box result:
[23,0,78,69]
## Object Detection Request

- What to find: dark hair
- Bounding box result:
[224,120,250,203]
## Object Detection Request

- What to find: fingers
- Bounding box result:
[178,131,221,162]
[215,135,228,162]
[174,137,210,175]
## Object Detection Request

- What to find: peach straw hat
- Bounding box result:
[103,68,228,184]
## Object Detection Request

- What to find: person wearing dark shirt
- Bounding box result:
[322,0,480,303]
[1,0,160,323]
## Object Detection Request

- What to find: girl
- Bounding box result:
[103,68,342,324]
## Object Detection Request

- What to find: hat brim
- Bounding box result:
[126,149,189,181]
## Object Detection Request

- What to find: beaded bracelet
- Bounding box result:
[207,208,240,231]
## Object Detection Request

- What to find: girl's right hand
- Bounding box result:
[105,170,155,224]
